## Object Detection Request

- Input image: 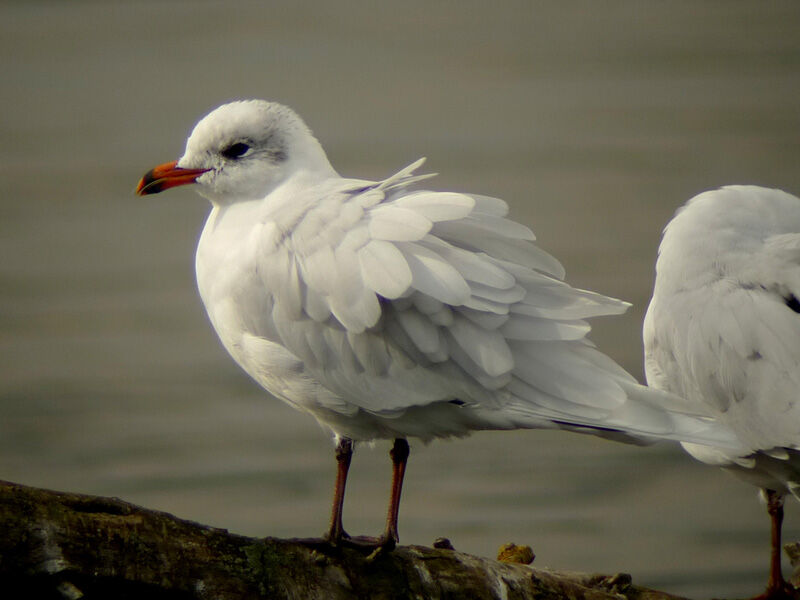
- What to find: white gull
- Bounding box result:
[137,100,735,550]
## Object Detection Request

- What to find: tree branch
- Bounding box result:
[0,480,689,599]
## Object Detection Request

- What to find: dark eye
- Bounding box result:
[221,142,250,159]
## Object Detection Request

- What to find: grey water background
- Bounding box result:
[2,1,800,596]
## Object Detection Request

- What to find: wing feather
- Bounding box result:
[469,194,510,217]
[469,282,527,304]
[395,309,445,357]
[358,240,412,299]
[434,221,565,278]
[394,191,475,221]
[396,242,472,305]
[301,245,338,294]
[448,314,514,377]
[457,307,509,330]
[419,240,516,289]
[369,206,433,241]
[501,314,590,341]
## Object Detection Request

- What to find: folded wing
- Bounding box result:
[256,160,737,446]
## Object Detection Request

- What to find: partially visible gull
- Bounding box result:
[645,185,800,599]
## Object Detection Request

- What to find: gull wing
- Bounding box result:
[251,161,736,445]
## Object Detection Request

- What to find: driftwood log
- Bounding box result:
[0,479,745,599]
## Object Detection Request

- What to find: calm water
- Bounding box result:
[2,2,800,597]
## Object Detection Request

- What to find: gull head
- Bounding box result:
[136,100,334,204]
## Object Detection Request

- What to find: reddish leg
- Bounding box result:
[754,489,798,600]
[325,437,409,553]
[378,438,410,550]
[325,437,353,544]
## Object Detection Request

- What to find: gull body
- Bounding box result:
[644,185,800,598]
[138,100,735,549]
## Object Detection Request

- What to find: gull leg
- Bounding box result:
[325,437,353,544]
[333,438,409,553]
[755,489,798,599]
[378,438,410,551]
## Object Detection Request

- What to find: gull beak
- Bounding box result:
[136,160,210,196]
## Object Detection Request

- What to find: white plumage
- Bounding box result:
[644,185,800,597]
[137,100,735,549]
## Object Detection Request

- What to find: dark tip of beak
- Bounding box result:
[135,160,209,196]
[136,167,167,196]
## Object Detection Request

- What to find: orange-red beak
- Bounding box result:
[136,160,210,196]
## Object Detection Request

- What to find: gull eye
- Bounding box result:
[221,142,250,159]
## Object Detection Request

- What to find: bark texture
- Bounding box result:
[0,480,693,599]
